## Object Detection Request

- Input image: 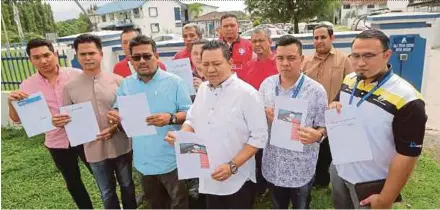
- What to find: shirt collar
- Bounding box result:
[276,73,304,92]
[36,65,61,83]
[208,73,236,90]
[136,66,165,82]
[256,52,275,61]
[371,64,393,83]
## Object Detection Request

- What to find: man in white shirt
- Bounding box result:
[165,40,268,208]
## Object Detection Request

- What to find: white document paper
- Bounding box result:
[325,107,373,165]
[270,96,308,152]
[60,101,100,147]
[12,92,56,137]
[117,93,157,137]
[174,131,211,180]
[164,58,196,95]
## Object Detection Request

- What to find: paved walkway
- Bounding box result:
[424,48,440,131]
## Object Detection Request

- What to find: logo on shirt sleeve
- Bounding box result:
[238,48,245,55]
[409,142,423,148]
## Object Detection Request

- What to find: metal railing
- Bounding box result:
[1,50,69,91]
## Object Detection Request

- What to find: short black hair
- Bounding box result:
[220,13,238,25]
[275,35,303,55]
[26,38,55,56]
[313,24,334,37]
[73,34,102,52]
[353,29,389,51]
[201,40,231,61]
[190,39,208,51]
[129,35,157,54]
[120,28,140,39]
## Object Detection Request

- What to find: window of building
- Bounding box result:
[151,23,160,33]
[102,15,106,22]
[343,4,351,9]
[174,7,181,21]
[110,13,115,21]
[367,4,375,9]
[149,7,158,17]
[133,8,141,18]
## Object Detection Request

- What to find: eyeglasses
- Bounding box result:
[131,54,153,61]
[349,50,386,62]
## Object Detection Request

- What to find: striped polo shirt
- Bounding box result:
[334,68,427,184]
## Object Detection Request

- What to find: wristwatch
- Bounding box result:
[228,161,238,174]
[317,129,327,144]
[168,113,177,125]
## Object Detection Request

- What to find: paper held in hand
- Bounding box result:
[60,101,100,147]
[12,92,56,137]
[164,58,196,95]
[325,107,373,165]
[117,93,157,137]
[270,96,308,152]
[174,131,212,180]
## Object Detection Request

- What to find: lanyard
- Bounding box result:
[275,73,305,98]
[349,70,393,107]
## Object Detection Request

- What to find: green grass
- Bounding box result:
[1,51,69,91]
[1,127,440,209]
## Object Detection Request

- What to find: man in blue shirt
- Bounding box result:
[107,35,192,208]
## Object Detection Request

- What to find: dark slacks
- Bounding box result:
[205,181,256,209]
[314,137,332,187]
[48,145,93,209]
[140,169,189,209]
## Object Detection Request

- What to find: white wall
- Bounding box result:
[387,0,409,11]
[137,1,183,37]
[341,4,387,26]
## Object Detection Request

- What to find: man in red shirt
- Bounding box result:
[241,28,278,199]
[242,28,278,90]
[219,14,254,79]
[113,28,166,78]
[173,23,202,63]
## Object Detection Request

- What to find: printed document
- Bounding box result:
[325,107,373,165]
[174,131,211,180]
[60,101,100,146]
[270,96,308,152]
[164,58,196,95]
[117,93,157,137]
[12,92,55,137]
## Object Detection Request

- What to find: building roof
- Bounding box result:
[96,1,147,15]
[342,0,387,5]
[192,11,247,22]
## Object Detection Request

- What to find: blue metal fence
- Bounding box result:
[1,50,69,90]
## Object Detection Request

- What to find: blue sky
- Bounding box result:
[47,0,246,22]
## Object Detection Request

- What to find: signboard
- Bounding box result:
[45,33,58,43]
[392,36,415,52]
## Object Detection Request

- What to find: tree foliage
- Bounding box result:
[188,3,204,19]
[1,0,56,44]
[245,0,339,33]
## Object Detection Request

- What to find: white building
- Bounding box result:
[340,0,387,26]
[191,11,252,38]
[91,1,219,37]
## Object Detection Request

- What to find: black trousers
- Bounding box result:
[205,181,256,209]
[314,137,332,187]
[141,169,189,209]
[255,149,268,197]
[48,145,93,209]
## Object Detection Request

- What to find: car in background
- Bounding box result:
[240,24,288,37]
[153,34,183,44]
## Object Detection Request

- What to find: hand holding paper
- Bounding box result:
[117,93,157,137]
[60,101,100,147]
[11,92,56,137]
